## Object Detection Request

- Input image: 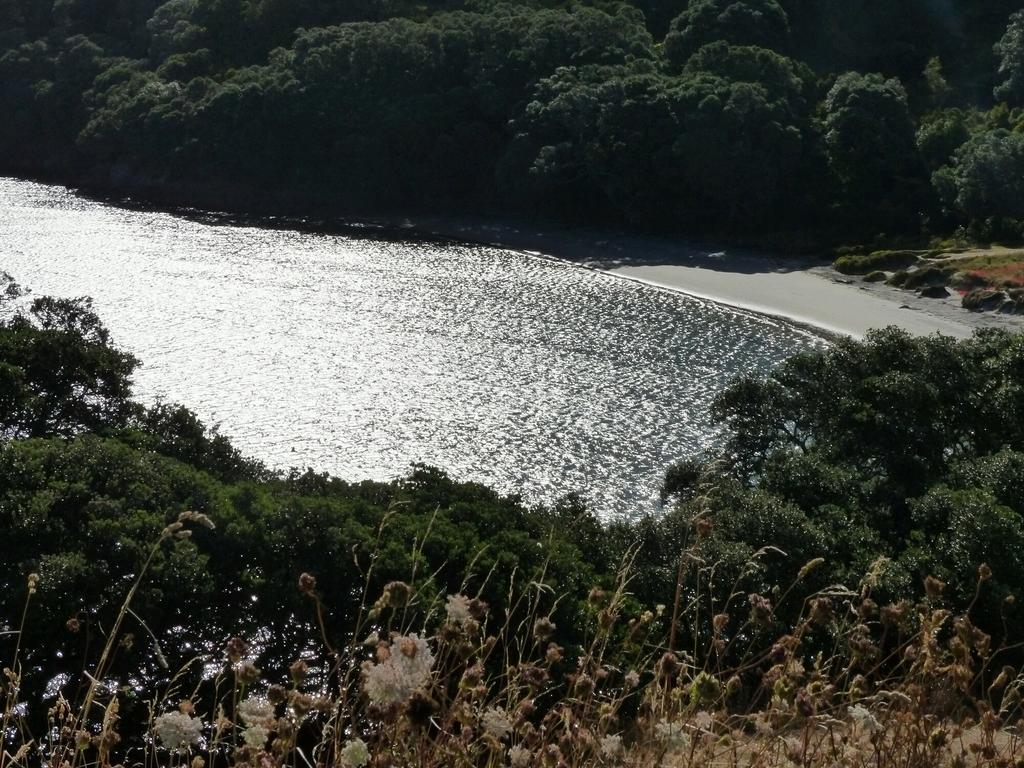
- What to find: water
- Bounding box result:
[0,177,826,517]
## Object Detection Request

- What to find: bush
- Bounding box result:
[901,265,951,289]
[833,249,924,274]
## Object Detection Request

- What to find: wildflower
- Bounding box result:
[340,737,370,767]
[748,593,773,623]
[848,704,882,734]
[468,597,489,620]
[445,594,472,624]
[237,697,274,726]
[600,734,624,759]
[624,670,640,688]
[518,663,549,688]
[289,692,314,716]
[289,659,309,683]
[242,724,269,749]
[235,661,261,685]
[656,651,680,680]
[573,673,595,697]
[267,685,287,705]
[363,633,434,705]
[810,597,833,625]
[979,563,993,581]
[226,637,248,663]
[508,746,532,768]
[753,712,773,735]
[795,689,816,717]
[481,707,513,740]
[692,710,714,732]
[379,581,413,609]
[298,572,317,595]
[153,711,203,751]
[924,575,946,600]
[533,617,556,641]
[654,720,688,749]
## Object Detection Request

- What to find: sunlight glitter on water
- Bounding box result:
[1,177,826,517]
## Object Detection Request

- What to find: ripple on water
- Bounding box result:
[0,178,827,517]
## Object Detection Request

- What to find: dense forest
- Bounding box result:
[4,1,1024,242]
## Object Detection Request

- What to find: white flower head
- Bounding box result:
[243,724,270,749]
[753,711,773,735]
[340,737,370,767]
[153,711,204,752]
[600,734,624,759]
[445,593,472,625]
[693,710,714,732]
[848,704,882,733]
[654,719,688,749]
[508,745,532,768]
[481,707,512,740]
[237,696,274,726]
[363,633,435,705]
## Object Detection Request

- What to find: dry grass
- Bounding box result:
[2,511,1023,768]
[935,248,1024,290]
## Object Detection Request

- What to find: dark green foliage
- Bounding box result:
[8,0,1024,244]
[663,0,790,70]
[822,72,926,227]
[0,294,138,438]
[995,10,1024,106]
[4,0,1024,237]
[513,43,812,229]
[651,329,1024,638]
[934,129,1024,223]
[833,249,924,275]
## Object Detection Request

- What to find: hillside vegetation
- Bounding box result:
[5,2,1024,243]
[3,272,1024,764]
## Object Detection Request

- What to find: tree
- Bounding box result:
[933,129,1024,222]
[0,295,138,438]
[822,72,924,226]
[664,0,790,70]
[995,10,1024,105]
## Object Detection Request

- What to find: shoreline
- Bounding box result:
[6,173,1023,339]
[380,215,1024,340]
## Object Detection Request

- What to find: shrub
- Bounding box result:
[833,249,925,274]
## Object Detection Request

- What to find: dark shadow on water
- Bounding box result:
[408,217,834,275]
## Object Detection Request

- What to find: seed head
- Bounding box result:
[226,637,248,664]
[533,617,556,642]
[298,573,317,595]
[925,575,946,601]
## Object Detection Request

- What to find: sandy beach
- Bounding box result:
[391,216,1024,340]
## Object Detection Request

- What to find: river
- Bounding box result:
[1,177,826,517]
